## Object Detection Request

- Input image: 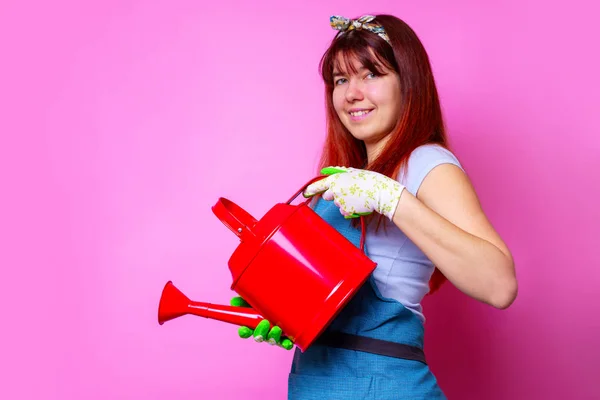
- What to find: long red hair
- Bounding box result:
[317,14,449,294]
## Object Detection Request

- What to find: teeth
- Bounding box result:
[350,110,371,116]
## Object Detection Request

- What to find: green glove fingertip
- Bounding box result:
[238,326,253,339]
[230,296,251,307]
[281,338,294,350]
[267,326,282,345]
[253,319,271,342]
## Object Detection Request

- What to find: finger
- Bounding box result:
[230,296,251,308]
[322,188,335,201]
[253,319,271,342]
[340,209,350,217]
[303,176,333,198]
[335,202,351,217]
[267,326,282,345]
[280,338,294,350]
[238,326,253,338]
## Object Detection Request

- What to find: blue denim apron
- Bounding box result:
[288,199,447,400]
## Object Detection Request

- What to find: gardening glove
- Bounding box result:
[230,296,294,350]
[303,167,406,220]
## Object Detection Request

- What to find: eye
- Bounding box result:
[365,72,378,79]
[334,77,347,85]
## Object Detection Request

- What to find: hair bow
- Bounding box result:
[329,15,391,44]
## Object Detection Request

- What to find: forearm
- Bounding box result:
[391,190,517,309]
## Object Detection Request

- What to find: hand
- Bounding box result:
[303,167,405,220]
[230,296,294,350]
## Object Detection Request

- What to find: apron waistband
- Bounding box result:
[314,332,427,364]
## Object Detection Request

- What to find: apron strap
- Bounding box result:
[314,332,427,364]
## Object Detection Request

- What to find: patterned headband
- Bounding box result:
[330,15,391,45]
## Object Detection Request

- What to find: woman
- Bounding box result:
[232,14,518,399]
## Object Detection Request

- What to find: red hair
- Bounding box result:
[317,14,449,294]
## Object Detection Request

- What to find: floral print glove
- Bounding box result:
[303,167,405,220]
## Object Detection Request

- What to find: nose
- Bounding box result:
[344,79,364,103]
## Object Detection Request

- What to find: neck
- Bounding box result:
[364,135,391,165]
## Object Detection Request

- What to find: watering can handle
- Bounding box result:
[287,176,367,253]
[212,198,259,241]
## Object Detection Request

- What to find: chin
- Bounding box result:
[346,127,385,143]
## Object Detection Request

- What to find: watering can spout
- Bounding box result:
[158,281,191,325]
[157,281,265,328]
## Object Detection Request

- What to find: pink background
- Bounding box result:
[1,0,598,399]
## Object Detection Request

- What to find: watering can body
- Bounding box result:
[210,178,376,351]
[158,177,377,352]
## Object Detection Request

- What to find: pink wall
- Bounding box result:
[1,0,598,399]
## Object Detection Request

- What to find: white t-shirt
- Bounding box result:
[365,144,464,322]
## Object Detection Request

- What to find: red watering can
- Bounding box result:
[158,176,376,351]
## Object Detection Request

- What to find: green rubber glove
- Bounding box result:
[230,296,294,350]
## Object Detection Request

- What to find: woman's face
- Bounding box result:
[332,53,402,153]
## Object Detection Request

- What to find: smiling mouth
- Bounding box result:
[349,109,373,117]
[348,109,374,121]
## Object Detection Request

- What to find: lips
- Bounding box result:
[348,108,374,121]
[349,109,372,116]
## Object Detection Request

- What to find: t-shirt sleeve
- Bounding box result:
[399,144,464,196]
